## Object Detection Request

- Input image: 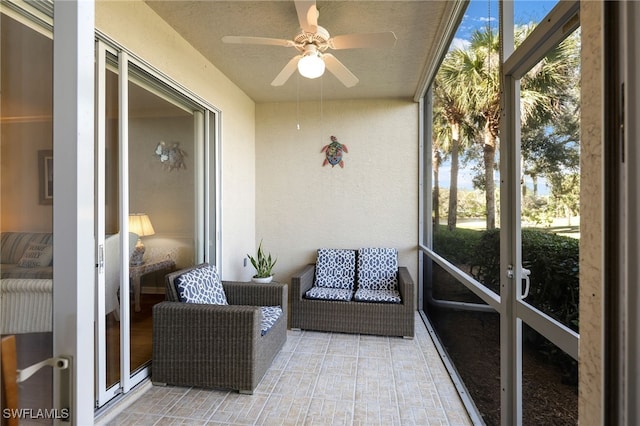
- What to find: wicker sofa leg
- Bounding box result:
[152,381,167,387]
[239,389,253,395]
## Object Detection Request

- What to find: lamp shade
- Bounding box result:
[298,49,325,79]
[128,213,155,237]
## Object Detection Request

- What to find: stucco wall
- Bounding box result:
[579,1,604,423]
[96,0,256,280]
[255,99,419,294]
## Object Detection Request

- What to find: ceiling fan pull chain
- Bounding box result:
[320,75,324,142]
[296,74,301,130]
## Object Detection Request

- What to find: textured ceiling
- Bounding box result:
[146,1,465,103]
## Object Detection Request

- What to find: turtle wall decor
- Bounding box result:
[321,135,348,168]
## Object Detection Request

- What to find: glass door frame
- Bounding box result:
[419,2,581,425]
[499,1,580,424]
[94,38,221,408]
[95,43,139,406]
[94,39,112,406]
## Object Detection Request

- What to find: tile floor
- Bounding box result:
[103,313,471,425]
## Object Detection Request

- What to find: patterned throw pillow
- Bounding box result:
[314,248,356,289]
[17,242,53,268]
[260,306,282,336]
[357,247,398,291]
[175,264,228,305]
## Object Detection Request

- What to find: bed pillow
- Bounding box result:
[175,264,228,305]
[16,242,53,268]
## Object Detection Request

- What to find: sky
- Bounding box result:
[437,0,558,194]
[451,0,558,50]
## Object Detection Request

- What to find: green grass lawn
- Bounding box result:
[441,217,581,239]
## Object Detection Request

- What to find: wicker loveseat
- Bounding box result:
[152,263,287,394]
[290,248,415,338]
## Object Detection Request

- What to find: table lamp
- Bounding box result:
[128,213,155,266]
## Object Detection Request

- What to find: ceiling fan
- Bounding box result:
[222,0,397,88]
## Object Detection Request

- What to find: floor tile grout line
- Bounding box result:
[149,386,193,425]
[388,336,404,425]
[415,313,453,426]
[255,339,297,425]
[293,329,328,424]
[202,388,234,424]
[351,334,360,425]
[252,330,303,425]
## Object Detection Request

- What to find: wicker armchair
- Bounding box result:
[152,263,287,394]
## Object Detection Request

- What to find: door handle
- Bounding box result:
[98,243,104,273]
[507,265,532,299]
[521,267,531,299]
[17,357,69,383]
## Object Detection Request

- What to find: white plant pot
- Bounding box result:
[251,276,273,284]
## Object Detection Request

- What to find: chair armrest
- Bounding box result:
[398,266,415,309]
[291,264,315,300]
[152,301,263,387]
[153,301,261,339]
[223,281,287,308]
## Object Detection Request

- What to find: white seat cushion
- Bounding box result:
[354,288,401,304]
[305,286,354,301]
[260,306,283,336]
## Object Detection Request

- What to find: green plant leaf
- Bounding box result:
[248,239,277,278]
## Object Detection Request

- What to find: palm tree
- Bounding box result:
[519,27,580,203]
[436,30,500,229]
[434,58,476,231]
[436,26,579,230]
[465,29,501,230]
[431,96,452,231]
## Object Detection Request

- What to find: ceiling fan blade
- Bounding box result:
[222,36,294,47]
[295,0,318,33]
[271,55,302,86]
[322,53,359,88]
[329,32,397,50]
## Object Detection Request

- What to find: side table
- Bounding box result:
[130,258,176,312]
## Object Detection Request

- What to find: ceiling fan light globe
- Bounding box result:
[298,52,325,79]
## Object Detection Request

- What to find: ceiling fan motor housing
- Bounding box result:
[294,25,331,51]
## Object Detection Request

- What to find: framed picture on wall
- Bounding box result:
[38,150,53,205]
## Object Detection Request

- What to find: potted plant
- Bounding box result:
[247,240,277,283]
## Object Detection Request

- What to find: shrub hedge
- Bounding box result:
[433,226,580,384]
[435,227,579,331]
[469,228,579,332]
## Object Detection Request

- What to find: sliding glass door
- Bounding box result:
[95,41,218,407]
[0,4,56,421]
